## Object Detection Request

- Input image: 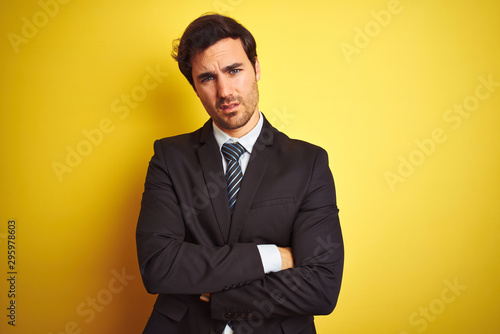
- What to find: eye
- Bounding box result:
[201,75,214,83]
[229,69,241,75]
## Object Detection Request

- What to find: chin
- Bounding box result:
[220,117,247,131]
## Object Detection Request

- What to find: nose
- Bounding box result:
[217,76,233,99]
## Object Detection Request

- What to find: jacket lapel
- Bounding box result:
[228,118,276,243]
[196,121,232,243]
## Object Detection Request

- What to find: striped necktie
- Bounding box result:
[221,142,246,214]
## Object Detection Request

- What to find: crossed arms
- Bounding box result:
[136,139,344,319]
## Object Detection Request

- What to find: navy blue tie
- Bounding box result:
[221,142,246,214]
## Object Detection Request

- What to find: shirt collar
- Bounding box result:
[212,111,263,154]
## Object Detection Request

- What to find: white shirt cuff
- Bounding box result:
[257,244,281,274]
[223,324,234,334]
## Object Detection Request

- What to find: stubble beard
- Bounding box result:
[213,81,259,131]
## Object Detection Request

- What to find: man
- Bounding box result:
[136,13,344,334]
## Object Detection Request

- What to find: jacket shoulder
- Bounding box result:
[273,129,327,158]
[154,126,205,152]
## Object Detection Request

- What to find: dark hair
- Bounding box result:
[172,13,257,88]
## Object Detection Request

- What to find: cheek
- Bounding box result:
[197,89,215,106]
[238,77,254,95]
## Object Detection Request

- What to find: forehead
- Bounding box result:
[192,38,249,72]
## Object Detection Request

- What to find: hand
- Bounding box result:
[200,293,211,302]
[277,247,294,270]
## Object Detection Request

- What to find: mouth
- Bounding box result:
[219,103,240,113]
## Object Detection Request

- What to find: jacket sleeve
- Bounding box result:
[210,148,344,320]
[136,140,266,295]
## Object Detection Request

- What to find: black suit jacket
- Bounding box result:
[136,116,344,334]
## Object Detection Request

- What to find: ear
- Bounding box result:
[254,57,261,82]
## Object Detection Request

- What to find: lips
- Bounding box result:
[219,103,239,112]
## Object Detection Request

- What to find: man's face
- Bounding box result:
[191,38,261,138]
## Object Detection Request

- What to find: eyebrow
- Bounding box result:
[196,62,244,81]
[223,62,243,72]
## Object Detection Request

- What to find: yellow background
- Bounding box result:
[1,0,499,333]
